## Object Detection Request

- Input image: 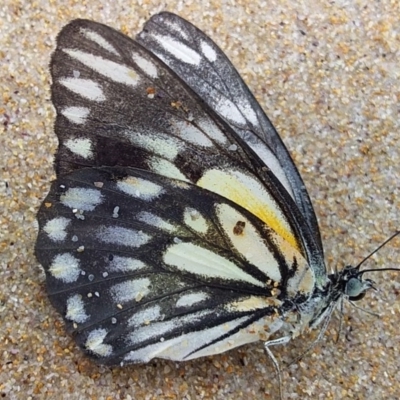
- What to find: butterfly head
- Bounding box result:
[333,231,400,302]
[336,265,376,301]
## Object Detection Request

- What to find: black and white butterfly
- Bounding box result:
[35,12,398,377]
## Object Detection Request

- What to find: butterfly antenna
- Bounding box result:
[355,231,400,275]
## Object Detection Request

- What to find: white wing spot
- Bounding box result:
[200,41,217,62]
[129,319,176,346]
[110,278,151,304]
[49,253,81,283]
[80,28,120,56]
[176,292,209,308]
[128,309,213,346]
[123,131,181,161]
[96,226,151,248]
[85,329,113,357]
[215,97,246,125]
[196,118,227,144]
[163,20,189,40]
[61,106,90,125]
[64,138,93,159]
[61,187,103,211]
[171,120,213,147]
[246,139,294,198]
[63,49,140,87]
[132,53,158,78]
[107,256,147,272]
[170,180,191,190]
[65,294,89,323]
[228,144,237,151]
[225,296,283,312]
[183,207,208,234]
[43,217,70,242]
[150,158,189,182]
[137,212,176,233]
[237,100,259,126]
[128,305,162,327]
[163,242,264,287]
[152,34,202,65]
[117,176,164,200]
[112,206,120,218]
[59,77,106,101]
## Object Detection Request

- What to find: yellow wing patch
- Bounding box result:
[197,168,301,252]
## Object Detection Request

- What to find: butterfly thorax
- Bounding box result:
[293,265,375,335]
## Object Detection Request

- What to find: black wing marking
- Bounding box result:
[35,167,312,364]
[137,12,323,256]
[49,19,323,270]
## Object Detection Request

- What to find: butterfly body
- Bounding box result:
[35,13,386,369]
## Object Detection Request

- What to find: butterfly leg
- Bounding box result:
[264,336,291,400]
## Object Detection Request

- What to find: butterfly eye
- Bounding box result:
[346,277,375,301]
[348,291,367,302]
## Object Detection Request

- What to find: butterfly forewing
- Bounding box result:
[50,19,323,266]
[35,166,314,364]
[137,12,323,257]
[52,19,250,177]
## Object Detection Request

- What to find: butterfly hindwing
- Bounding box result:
[137,12,323,257]
[35,166,315,364]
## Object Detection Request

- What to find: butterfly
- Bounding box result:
[35,11,398,390]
